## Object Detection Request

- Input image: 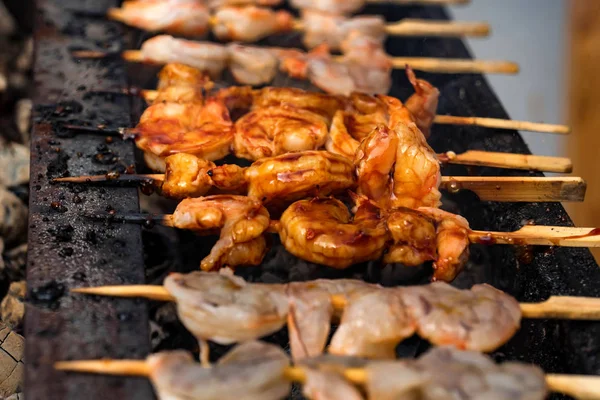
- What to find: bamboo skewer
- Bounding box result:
[53,358,600,399]
[438,150,572,172]
[434,115,571,134]
[53,176,586,203]
[85,210,600,247]
[118,89,569,135]
[70,284,600,320]
[439,176,586,202]
[72,49,519,75]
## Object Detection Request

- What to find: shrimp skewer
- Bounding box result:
[108,0,489,42]
[57,345,579,400]
[69,271,600,359]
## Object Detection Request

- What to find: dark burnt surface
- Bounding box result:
[25,0,153,399]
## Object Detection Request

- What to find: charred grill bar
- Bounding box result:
[24,1,600,400]
[25,0,152,399]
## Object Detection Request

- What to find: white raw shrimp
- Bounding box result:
[213,6,294,42]
[227,44,279,85]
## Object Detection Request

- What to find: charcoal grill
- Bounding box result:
[25,1,600,399]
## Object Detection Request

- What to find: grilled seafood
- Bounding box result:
[301,9,386,51]
[135,99,234,171]
[290,0,365,15]
[340,33,393,95]
[401,282,521,351]
[206,0,283,8]
[227,44,279,86]
[286,282,334,361]
[365,347,547,400]
[232,105,329,160]
[404,66,440,138]
[328,289,416,359]
[385,96,442,209]
[110,0,211,37]
[164,272,288,344]
[140,35,230,78]
[417,207,470,282]
[171,195,270,270]
[302,368,364,400]
[213,6,294,42]
[384,207,437,266]
[148,341,291,400]
[160,151,355,203]
[156,62,213,90]
[159,272,523,357]
[279,195,388,268]
[305,45,357,96]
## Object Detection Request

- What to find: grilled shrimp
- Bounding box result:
[354,126,398,206]
[164,272,289,344]
[156,62,213,90]
[381,96,442,209]
[162,153,216,198]
[290,0,365,15]
[227,44,279,86]
[302,9,386,51]
[384,207,437,267]
[111,0,211,37]
[233,105,329,160]
[213,6,294,42]
[286,282,334,362]
[328,289,416,359]
[340,33,393,95]
[279,195,388,268]
[306,45,356,96]
[135,99,234,171]
[404,66,440,138]
[171,195,270,270]
[417,207,470,282]
[400,282,521,351]
[148,341,291,400]
[242,151,355,204]
[140,35,230,77]
[365,347,547,400]
[206,0,283,8]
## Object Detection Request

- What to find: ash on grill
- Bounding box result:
[0,2,33,398]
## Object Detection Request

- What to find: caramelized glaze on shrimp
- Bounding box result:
[171,195,270,270]
[417,207,470,282]
[233,105,329,160]
[279,195,388,268]
[381,96,442,209]
[404,66,440,138]
[136,99,234,172]
[384,207,437,267]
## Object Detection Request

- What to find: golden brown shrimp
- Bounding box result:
[354,126,398,207]
[135,99,234,172]
[417,207,470,282]
[325,110,360,160]
[404,66,440,138]
[233,105,329,161]
[380,96,442,209]
[384,207,437,266]
[279,195,388,268]
[162,153,216,198]
[171,195,270,270]
[156,62,213,89]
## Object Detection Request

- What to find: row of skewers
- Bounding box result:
[54,2,600,399]
[58,63,595,281]
[57,272,600,399]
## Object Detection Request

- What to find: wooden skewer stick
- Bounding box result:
[54,176,585,202]
[70,285,600,320]
[440,176,586,202]
[439,150,573,172]
[288,18,490,38]
[53,359,600,399]
[434,115,571,135]
[85,210,600,247]
[72,49,519,75]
